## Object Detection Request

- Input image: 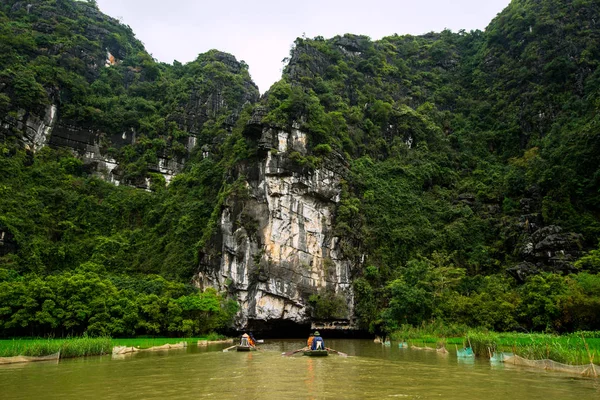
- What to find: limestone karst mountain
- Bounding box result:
[1,0,599,336]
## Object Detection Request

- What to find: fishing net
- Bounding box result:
[457,347,474,357]
[502,354,598,378]
[144,342,187,351]
[410,345,437,351]
[0,352,60,365]
[112,342,186,356]
[490,352,513,363]
[112,346,139,355]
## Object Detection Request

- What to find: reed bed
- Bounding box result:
[0,335,219,358]
[466,331,600,365]
[389,323,469,341]
[466,331,500,357]
[391,325,600,366]
[0,337,112,358]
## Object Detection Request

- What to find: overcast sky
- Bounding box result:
[95,0,512,93]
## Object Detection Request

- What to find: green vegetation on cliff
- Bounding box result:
[255,0,600,334]
[0,0,258,185]
[0,0,252,337]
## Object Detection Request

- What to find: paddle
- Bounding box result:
[282,347,307,356]
[222,345,237,352]
[326,347,348,357]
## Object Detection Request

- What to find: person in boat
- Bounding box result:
[307,332,314,349]
[240,333,251,347]
[248,332,256,347]
[311,331,325,350]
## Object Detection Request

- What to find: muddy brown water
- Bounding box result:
[1,339,599,399]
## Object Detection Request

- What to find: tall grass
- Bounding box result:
[389,323,469,341]
[466,331,500,357]
[389,325,600,365]
[0,337,112,358]
[0,334,222,358]
[497,333,597,365]
[465,331,599,365]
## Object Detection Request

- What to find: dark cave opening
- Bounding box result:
[238,319,373,339]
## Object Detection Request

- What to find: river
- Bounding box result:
[1,339,598,399]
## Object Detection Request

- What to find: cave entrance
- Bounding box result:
[243,319,372,339]
[244,319,311,338]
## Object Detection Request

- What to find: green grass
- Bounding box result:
[492,332,600,365]
[0,337,112,358]
[0,333,229,358]
[389,323,469,340]
[390,325,600,365]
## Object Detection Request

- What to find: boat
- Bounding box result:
[236,345,256,352]
[303,349,328,357]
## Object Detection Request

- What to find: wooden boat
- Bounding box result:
[236,345,256,352]
[303,349,328,357]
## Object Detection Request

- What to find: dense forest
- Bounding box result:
[1,0,599,337]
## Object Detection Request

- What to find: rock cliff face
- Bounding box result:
[198,123,354,331]
[2,104,57,151]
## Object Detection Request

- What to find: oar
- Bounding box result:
[222,345,237,352]
[282,347,307,356]
[326,347,348,357]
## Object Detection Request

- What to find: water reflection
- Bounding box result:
[304,357,315,399]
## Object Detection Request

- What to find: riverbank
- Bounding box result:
[390,326,600,366]
[0,335,229,358]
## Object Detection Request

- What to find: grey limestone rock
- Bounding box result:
[518,225,583,274]
[198,124,355,331]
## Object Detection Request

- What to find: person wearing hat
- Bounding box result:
[307,332,315,349]
[311,331,324,350]
[240,333,251,347]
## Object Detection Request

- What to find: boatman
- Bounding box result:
[240,333,250,347]
[311,331,325,350]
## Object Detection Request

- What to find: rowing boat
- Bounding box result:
[236,345,256,352]
[303,349,328,357]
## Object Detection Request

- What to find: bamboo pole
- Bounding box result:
[581,335,597,378]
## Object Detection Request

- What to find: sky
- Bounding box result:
[95,0,512,93]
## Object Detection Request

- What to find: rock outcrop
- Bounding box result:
[198,122,354,331]
[1,104,57,151]
[509,225,584,281]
